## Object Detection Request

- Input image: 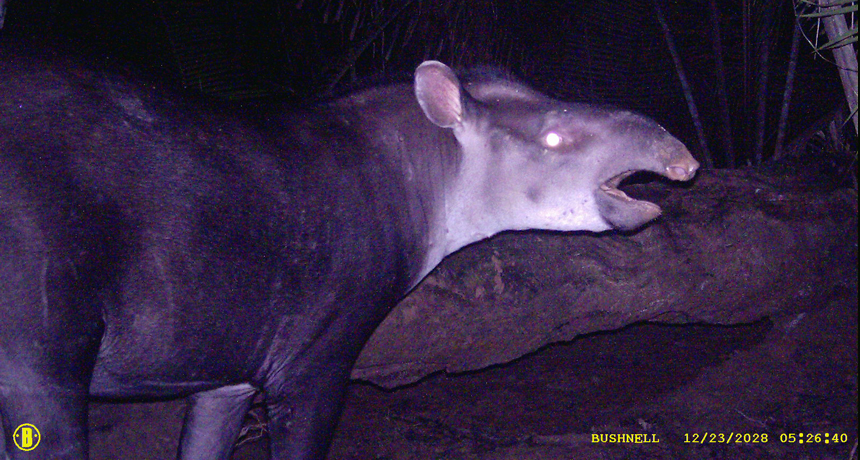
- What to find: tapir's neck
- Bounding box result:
[398,131,463,286]
[411,125,499,284]
[336,88,494,290]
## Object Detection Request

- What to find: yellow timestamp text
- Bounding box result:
[684,432,768,443]
[780,432,850,444]
[683,432,851,445]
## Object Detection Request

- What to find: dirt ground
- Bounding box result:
[87,280,857,460]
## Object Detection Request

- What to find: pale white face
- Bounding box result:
[449,120,611,238]
[413,60,699,270]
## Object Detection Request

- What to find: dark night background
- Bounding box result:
[1,1,856,459]
[1,0,854,173]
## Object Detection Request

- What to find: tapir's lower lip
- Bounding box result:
[596,169,664,231]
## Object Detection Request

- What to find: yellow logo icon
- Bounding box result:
[13,424,41,451]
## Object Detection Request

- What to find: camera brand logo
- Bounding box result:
[13,424,41,451]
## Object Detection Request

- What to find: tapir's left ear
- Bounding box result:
[414,61,463,129]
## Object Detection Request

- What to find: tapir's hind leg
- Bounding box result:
[177,384,258,460]
[0,253,103,460]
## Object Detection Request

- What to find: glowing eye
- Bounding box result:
[544,132,562,147]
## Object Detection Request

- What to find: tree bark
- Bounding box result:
[820,0,859,135]
[355,170,857,388]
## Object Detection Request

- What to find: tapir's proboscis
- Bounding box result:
[0,52,698,459]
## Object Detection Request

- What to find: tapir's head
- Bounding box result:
[414,60,699,246]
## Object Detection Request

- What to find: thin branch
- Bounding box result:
[774,22,803,161]
[652,0,713,168]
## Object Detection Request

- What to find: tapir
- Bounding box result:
[0,50,699,459]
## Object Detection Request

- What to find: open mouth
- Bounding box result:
[595,144,699,231]
[599,170,638,203]
[595,169,665,231]
[598,157,698,209]
[594,151,698,231]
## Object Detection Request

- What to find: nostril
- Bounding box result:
[666,164,694,181]
[668,165,683,180]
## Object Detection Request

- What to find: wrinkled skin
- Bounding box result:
[0,53,698,460]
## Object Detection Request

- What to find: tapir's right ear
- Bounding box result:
[414,61,463,129]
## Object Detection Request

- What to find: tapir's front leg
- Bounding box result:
[0,252,103,460]
[264,365,352,460]
[261,302,384,460]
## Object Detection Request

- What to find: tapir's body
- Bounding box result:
[0,50,698,459]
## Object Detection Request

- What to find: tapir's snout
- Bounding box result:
[662,141,699,182]
[594,133,699,231]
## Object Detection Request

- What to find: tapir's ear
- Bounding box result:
[414,61,463,129]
